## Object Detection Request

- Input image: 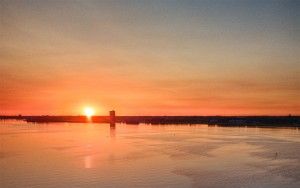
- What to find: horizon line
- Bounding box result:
[1,114,299,117]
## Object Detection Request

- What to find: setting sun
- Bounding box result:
[84,107,95,117]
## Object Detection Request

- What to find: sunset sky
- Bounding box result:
[1,0,299,116]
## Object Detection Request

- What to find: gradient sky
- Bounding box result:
[1,0,299,115]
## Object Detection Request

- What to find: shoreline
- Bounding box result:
[1,115,299,127]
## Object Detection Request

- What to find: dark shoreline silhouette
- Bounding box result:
[0,115,299,127]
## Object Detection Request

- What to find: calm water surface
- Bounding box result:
[1,120,300,188]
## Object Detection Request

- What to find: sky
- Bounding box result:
[0,0,299,116]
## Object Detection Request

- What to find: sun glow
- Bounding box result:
[84,107,95,118]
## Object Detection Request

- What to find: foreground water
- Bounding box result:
[0,121,300,188]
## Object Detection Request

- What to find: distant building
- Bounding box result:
[109,110,116,126]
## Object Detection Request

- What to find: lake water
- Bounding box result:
[1,120,300,188]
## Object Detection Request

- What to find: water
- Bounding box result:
[1,120,300,188]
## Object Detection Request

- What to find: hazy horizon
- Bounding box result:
[1,113,299,117]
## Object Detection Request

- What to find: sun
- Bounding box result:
[84,107,95,118]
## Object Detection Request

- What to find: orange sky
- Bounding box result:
[0,1,299,115]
